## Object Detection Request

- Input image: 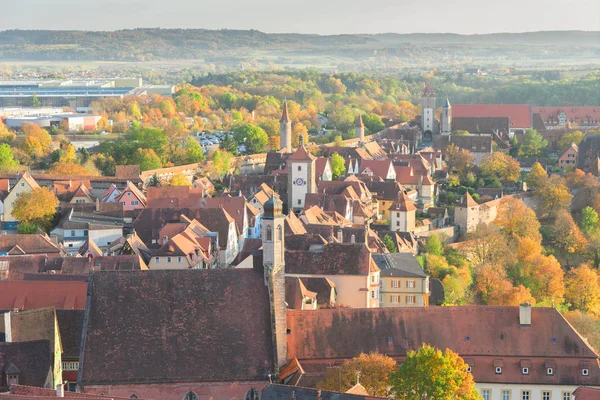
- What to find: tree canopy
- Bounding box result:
[13,187,59,231]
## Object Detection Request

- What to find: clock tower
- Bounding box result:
[287,145,316,211]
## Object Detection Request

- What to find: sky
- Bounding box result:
[1,0,599,34]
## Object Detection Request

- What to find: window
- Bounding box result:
[371,290,376,299]
[62,361,79,371]
[502,390,511,400]
[75,199,85,204]
[391,295,399,304]
[277,225,282,241]
[266,225,272,241]
[155,257,160,263]
[542,391,551,400]
[582,368,589,376]
[521,391,530,400]
[167,257,172,263]
[122,201,126,206]
[21,182,24,187]
[392,280,398,288]
[131,200,139,206]
[84,230,88,237]
[379,293,383,303]
[71,230,76,236]
[547,367,553,375]
[481,389,490,400]
[495,367,502,374]
[178,256,183,263]
[183,392,199,400]
[562,393,571,400]
[371,275,375,283]
[127,192,131,196]
[130,395,139,399]
[396,221,400,227]
[467,365,472,372]
[297,166,302,171]
[407,280,415,288]
[68,243,73,248]
[522,367,529,375]
[406,295,416,304]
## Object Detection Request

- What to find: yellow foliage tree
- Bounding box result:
[22,122,52,152]
[494,197,541,241]
[12,187,59,230]
[169,173,191,187]
[47,162,95,176]
[317,353,396,397]
[480,152,521,182]
[525,162,547,191]
[565,265,600,316]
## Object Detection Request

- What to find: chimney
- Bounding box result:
[95,198,100,212]
[162,236,168,244]
[519,303,531,326]
[337,229,343,242]
[87,253,93,262]
[350,234,356,243]
[56,383,64,397]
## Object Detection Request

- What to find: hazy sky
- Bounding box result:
[1,0,599,34]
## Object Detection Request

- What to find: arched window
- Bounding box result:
[129,395,139,399]
[277,225,282,241]
[266,225,272,241]
[245,388,259,400]
[183,391,199,400]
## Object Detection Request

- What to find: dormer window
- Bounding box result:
[582,368,589,376]
[495,367,502,374]
[522,367,529,375]
[7,374,18,386]
[547,368,553,375]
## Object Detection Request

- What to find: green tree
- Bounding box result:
[222,92,237,109]
[453,130,469,136]
[390,344,480,400]
[0,143,18,172]
[330,153,345,180]
[558,131,584,152]
[147,173,162,187]
[30,93,41,108]
[211,149,232,176]
[519,128,548,158]
[13,187,59,231]
[362,113,385,133]
[130,148,162,172]
[183,137,206,164]
[17,221,39,234]
[383,234,396,253]
[219,132,238,154]
[425,234,443,256]
[128,128,169,161]
[317,353,396,397]
[581,206,600,235]
[233,124,268,154]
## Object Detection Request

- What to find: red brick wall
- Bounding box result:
[83,380,269,400]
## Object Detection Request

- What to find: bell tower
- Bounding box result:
[441,98,452,135]
[262,195,287,370]
[421,84,436,143]
[280,101,292,152]
[287,145,316,211]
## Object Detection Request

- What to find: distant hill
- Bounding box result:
[0,29,598,62]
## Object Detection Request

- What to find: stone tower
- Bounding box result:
[262,194,287,370]
[441,98,452,135]
[355,115,365,140]
[280,101,292,152]
[287,145,316,211]
[421,84,436,142]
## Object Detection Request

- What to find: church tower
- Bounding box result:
[355,115,365,140]
[421,84,436,142]
[280,101,292,152]
[441,98,452,136]
[262,195,287,370]
[287,145,316,211]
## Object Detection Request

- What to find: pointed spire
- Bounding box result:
[355,114,364,128]
[444,98,451,108]
[422,83,435,97]
[280,100,290,122]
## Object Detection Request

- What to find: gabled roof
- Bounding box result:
[6,307,60,356]
[359,159,394,180]
[574,386,600,400]
[286,277,317,310]
[61,255,143,274]
[460,192,479,207]
[56,310,85,360]
[261,384,383,400]
[115,181,146,206]
[0,234,61,255]
[285,212,308,235]
[452,104,532,129]
[19,172,41,190]
[394,191,416,212]
[533,106,600,125]
[285,243,375,276]
[288,146,316,161]
[373,253,427,278]
[80,269,274,385]
[78,237,102,257]
[99,183,120,202]
[0,341,51,391]
[422,83,435,97]
[0,281,87,310]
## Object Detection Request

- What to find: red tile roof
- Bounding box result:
[285,243,375,276]
[288,145,316,161]
[10,384,149,399]
[452,104,532,129]
[422,83,435,97]
[534,106,600,126]
[574,386,600,400]
[281,100,290,122]
[0,281,87,310]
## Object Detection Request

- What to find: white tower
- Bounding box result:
[421,84,436,142]
[441,98,452,136]
[355,115,365,140]
[287,145,316,211]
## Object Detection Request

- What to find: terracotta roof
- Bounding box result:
[355,115,364,128]
[0,255,48,275]
[422,83,435,97]
[300,205,338,226]
[288,146,316,161]
[452,104,532,129]
[285,212,308,235]
[574,386,600,400]
[460,192,479,207]
[534,106,600,126]
[281,100,290,122]
[287,306,600,386]
[0,234,61,255]
[200,196,247,234]
[285,243,374,276]
[20,172,41,190]
[115,181,146,206]
[286,277,318,310]
[261,384,384,400]
[9,384,149,399]
[285,234,328,251]
[300,277,336,308]
[80,269,274,385]
[78,238,102,257]
[115,165,141,179]
[315,158,330,180]
[394,191,416,212]
[359,160,394,180]
[0,281,87,310]
[346,383,369,395]
[0,341,52,392]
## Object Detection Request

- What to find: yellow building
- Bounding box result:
[373,253,429,307]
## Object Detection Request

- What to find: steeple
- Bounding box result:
[279,101,292,152]
[441,97,452,135]
[355,115,365,140]
[444,98,451,108]
[422,83,435,97]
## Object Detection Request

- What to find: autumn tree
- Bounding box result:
[22,122,52,152]
[47,162,94,176]
[480,152,520,183]
[292,123,308,148]
[552,210,587,256]
[169,173,191,187]
[558,131,584,151]
[13,187,59,231]
[519,128,548,158]
[564,311,600,351]
[466,224,514,268]
[331,153,345,180]
[130,148,162,172]
[0,143,19,172]
[211,149,232,176]
[0,121,15,143]
[390,344,480,400]
[581,206,600,235]
[526,162,547,191]
[317,353,396,397]
[525,254,565,304]
[535,175,572,217]
[494,197,541,241]
[445,144,473,175]
[565,265,600,316]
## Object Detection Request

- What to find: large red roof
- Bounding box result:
[452,104,532,129]
[0,281,88,310]
[534,106,600,126]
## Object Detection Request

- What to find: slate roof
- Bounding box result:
[451,117,510,135]
[373,253,427,278]
[261,384,384,400]
[0,341,51,391]
[0,281,87,310]
[61,255,142,274]
[79,269,274,385]
[56,310,85,360]
[285,243,375,276]
[286,306,599,385]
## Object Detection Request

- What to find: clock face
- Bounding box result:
[295,178,305,186]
